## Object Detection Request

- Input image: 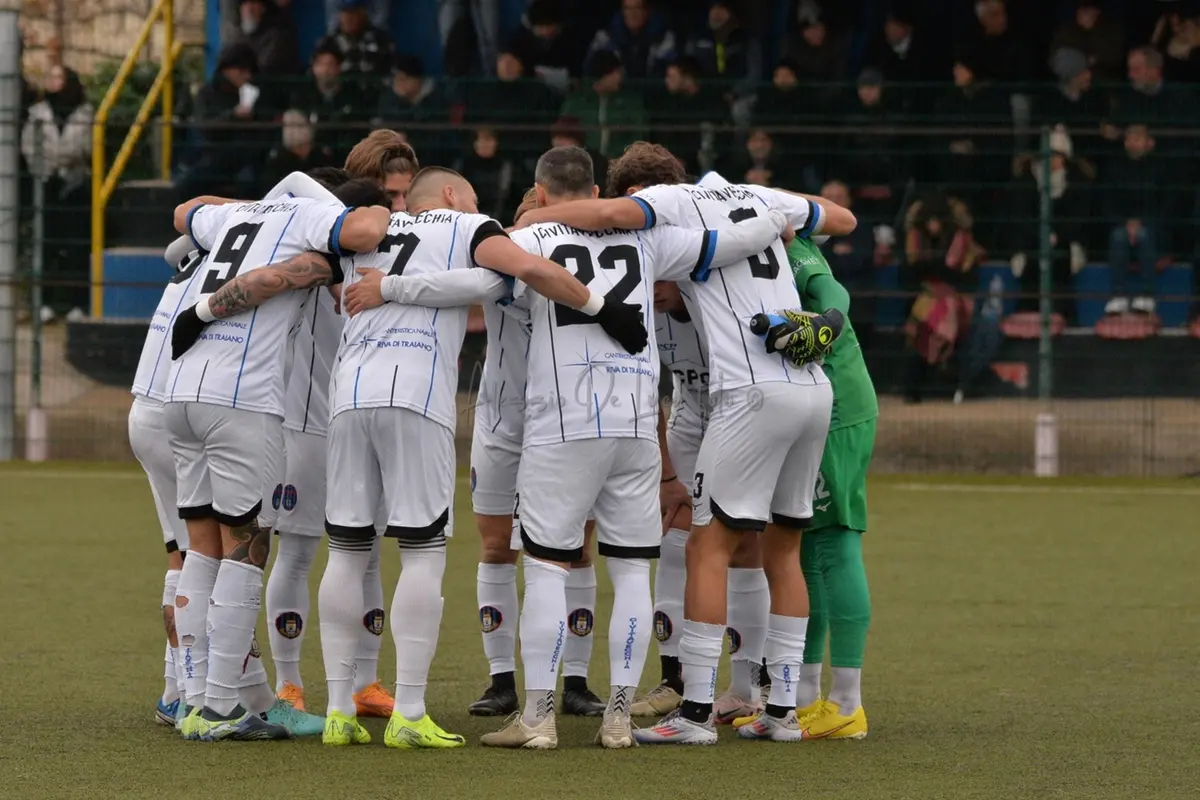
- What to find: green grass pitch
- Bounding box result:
[2,463,1198,799]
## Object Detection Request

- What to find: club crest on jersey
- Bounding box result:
[470,466,477,493]
[726,626,742,654]
[480,605,502,633]
[363,608,385,636]
[275,611,303,639]
[654,610,673,642]
[282,484,298,511]
[271,483,284,510]
[568,608,594,637]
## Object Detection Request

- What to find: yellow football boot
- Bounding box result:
[384,713,466,749]
[800,701,867,740]
[323,711,371,746]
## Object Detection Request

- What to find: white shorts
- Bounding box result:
[666,417,703,494]
[470,421,522,517]
[260,417,286,530]
[518,438,661,562]
[325,408,455,544]
[275,428,327,537]
[692,383,832,531]
[165,402,282,526]
[128,397,190,550]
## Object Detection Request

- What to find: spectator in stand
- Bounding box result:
[507,0,585,93]
[317,0,395,82]
[1104,124,1170,316]
[290,42,369,163]
[1109,47,1193,135]
[1049,0,1125,83]
[560,50,647,159]
[954,0,1033,83]
[374,55,446,165]
[836,69,907,225]
[550,117,609,191]
[865,6,931,113]
[21,64,93,320]
[718,128,798,189]
[818,179,879,350]
[323,0,385,32]
[177,43,265,200]
[1150,6,1200,83]
[261,110,333,192]
[439,0,500,77]
[453,127,523,221]
[1009,127,1096,321]
[586,0,677,80]
[685,0,763,119]
[782,14,849,89]
[466,50,560,157]
[650,55,725,175]
[933,58,1011,219]
[1040,47,1107,136]
[232,0,300,107]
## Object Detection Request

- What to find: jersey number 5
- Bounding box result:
[200,221,263,294]
[728,207,781,280]
[549,243,642,327]
[378,231,421,276]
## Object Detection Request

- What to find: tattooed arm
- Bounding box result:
[207,252,339,319]
[170,252,340,359]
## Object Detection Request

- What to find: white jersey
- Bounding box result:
[508,221,721,447]
[132,249,207,402]
[283,286,343,436]
[655,309,709,433]
[330,209,507,432]
[475,300,532,444]
[634,179,829,392]
[166,197,351,417]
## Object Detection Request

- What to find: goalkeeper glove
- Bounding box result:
[749,308,845,366]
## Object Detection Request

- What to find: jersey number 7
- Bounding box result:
[549,243,642,327]
[199,222,263,294]
[728,207,780,280]
[378,231,421,276]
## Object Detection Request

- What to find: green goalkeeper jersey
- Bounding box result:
[787,238,878,431]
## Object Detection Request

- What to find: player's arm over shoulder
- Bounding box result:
[512,196,655,231]
[207,251,341,319]
[381,268,510,308]
[174,198,239,250]
[303,200,391,256]
[758,186,856,237]
[473,223,596,312]
[650,209,789,283]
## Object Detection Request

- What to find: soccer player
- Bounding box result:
[514,146,856,744]
[260,169,395,722]
[166,181,391,741]
[478,145,792,749]
[344,129,420,211]
[130,242,203,726]
[317,166,649,749]
[735,233,876,740]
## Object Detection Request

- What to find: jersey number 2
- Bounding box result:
[200,221,263,294]
[549,243,642,327]
[728,207,781,280]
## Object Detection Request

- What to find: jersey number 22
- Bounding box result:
[549,243,642,327]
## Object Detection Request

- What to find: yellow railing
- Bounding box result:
[89,0,176,318]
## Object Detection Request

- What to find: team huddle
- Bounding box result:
[129,131,879,749]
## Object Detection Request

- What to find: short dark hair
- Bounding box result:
[668,55,702,80]
[312,42,341,65]
[606,141,686,197]
[307,166,351,191]
[393,54,424,79]
[535,146,594,197]
[333,177,390,208]
[527,0,561,27]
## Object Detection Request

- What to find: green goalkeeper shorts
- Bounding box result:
[809,417,876,534]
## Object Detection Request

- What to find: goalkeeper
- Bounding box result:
[745,236,877,740]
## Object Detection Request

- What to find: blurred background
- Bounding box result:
[2,0,1199,475]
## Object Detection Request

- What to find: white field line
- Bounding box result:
[891,482,1200,497]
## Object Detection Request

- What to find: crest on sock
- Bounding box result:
[480,605,503,632]
[363,608,385,636]
[568,608,594,637]
[275,611,303,639]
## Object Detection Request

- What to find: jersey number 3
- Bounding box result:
[549,243,642,327]
[199,221,263,294]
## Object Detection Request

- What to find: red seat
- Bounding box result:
[1190,317,1200,338]
[1001,311,1066,339]
[1095,313,1160,340]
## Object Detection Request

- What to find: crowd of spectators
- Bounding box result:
[19,0,1200,336]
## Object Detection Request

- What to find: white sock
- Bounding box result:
[355,537,385,692]
[477,562,518,675]
[606,558,652,713]
[205,560,264,716]
[829,667,863,712]
[238,640,276,714]
[265,533,319,691]
[798,662,823,707]
[175,552,220,708]
[679,620,725,705]
[520,555,568,726]
[162,569,181,703]
[563,564,597,679]
[318,541,371,716]
[653,529,687,658]
[765,613,808,711]
[726,567,769,701]
[392,546,448,721]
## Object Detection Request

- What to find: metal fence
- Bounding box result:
[5,59,1200,474]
